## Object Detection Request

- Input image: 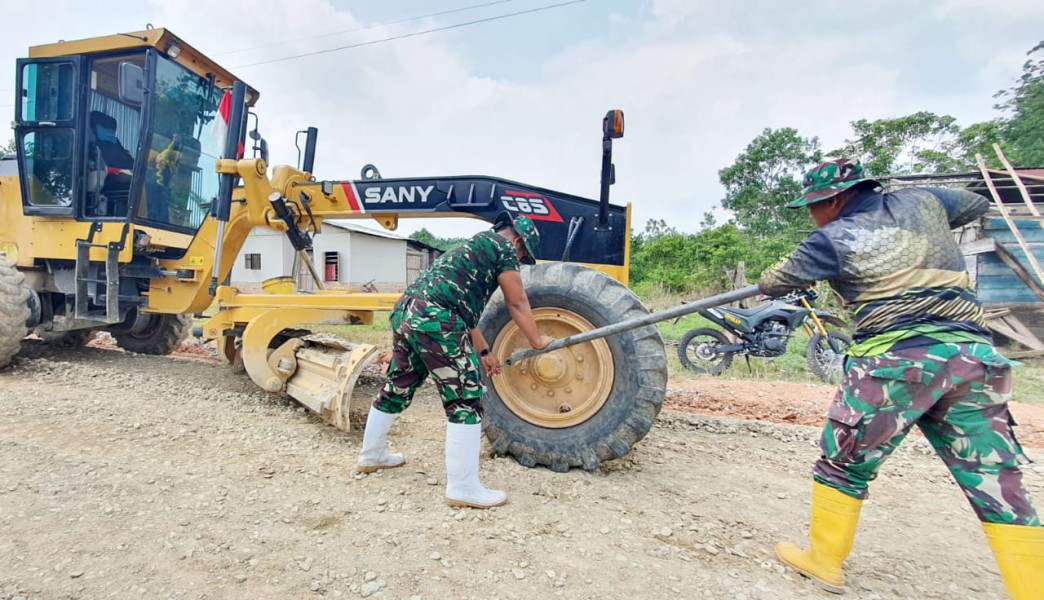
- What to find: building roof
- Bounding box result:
[886,168,1044,205]
[323,220,408,241]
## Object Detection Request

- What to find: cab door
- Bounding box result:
[15,56,83,216]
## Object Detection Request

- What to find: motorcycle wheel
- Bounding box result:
[677,328,733,375]
[806,330,852,384]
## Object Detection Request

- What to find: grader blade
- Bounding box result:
[283,335,381,432]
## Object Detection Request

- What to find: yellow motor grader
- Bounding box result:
[0,28,668,472]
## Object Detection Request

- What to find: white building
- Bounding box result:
[230,220,440,293]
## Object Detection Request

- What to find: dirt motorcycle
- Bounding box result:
[676,289,852,384]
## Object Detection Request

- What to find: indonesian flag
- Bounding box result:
[212,89,244,159]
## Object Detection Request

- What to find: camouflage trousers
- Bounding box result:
[815,342,1040,526]
[372,296,485,424]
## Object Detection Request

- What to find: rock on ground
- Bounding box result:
[0,340,1039,599]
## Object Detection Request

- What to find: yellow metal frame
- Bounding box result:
[28,28,257,104]
[201,285,400,393]
[1,26,636,432]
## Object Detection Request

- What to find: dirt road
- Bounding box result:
[2,340,1041,599]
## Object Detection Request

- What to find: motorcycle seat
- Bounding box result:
[718,303,776,318]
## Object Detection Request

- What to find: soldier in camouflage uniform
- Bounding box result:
[758,158,1041,598]
[356,212,553,509]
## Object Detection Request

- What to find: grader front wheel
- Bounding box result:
[0,259,30,368]
[479,263,667,472]
[111,313,192,355]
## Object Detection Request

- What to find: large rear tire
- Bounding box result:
[112,313,191,355]
[0,259,29,368]
[478,263,667,472]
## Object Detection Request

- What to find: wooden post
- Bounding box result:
[975,153,1044,288]
[992,143,1042,221]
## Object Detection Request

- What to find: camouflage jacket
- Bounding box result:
[403,230,519,330]
[758,187,990,348]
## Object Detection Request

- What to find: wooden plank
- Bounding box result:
[960,237,996,256]
[984,212,1044,222]
[993,144,1043,220]
[990,242,1044,302]
[984,307,1012,319]
[975,153,1044,289]
[1006,349,1044,359]
[986,317,1042,350]
[1000,313,1044,350]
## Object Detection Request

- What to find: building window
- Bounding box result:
[244,253,261,270]
[324,251,340,282]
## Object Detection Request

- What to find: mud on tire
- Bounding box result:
[478,263,667,472]
[0,259,30,368]
[111,313,191,355]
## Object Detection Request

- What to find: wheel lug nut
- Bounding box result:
[547,390,554,397]
[530,383,538,390]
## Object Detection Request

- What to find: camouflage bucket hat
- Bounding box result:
[788,158,880,208]
[496,211,540,264]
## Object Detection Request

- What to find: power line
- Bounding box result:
[232,0,586,69]
[213,0,514,57]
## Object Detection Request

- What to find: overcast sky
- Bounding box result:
[2,0,1042,238]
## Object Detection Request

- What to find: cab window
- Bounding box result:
[140,55,222,231]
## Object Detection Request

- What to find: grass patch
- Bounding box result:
[653,293,1044,400]
[1012,357,1044,407]
[192,285,1044,400]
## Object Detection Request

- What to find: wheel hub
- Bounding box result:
[492,308,613,428]
[532,353,568,384]
[694,342,717,361]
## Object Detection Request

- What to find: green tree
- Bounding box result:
[640,218,679,239]
[957,120,1008,169]
[718,128,820,238]
[409,227,467,251]
[832,111,970,175]
[996,41,1044,166]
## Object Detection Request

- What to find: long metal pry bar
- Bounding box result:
[505,284,762,366]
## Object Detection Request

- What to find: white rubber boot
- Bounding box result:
[356,406,406,473]
[445,422,507,509]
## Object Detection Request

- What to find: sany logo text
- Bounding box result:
[364,185,434,204]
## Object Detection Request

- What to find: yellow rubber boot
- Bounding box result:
[776,482,863,594]
[982,522,1044,600]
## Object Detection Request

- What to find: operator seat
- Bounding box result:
[89,111,134,170]
[85,113,109,200]
[87,111,134,216]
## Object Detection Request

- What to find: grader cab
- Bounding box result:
[0,28,667,472]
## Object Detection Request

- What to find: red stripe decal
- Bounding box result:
[340,182,363,213]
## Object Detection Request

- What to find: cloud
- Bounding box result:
[935,0,1044,18]
[1,0,1040,239]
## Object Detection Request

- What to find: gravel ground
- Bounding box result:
[1,340,1041,600]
